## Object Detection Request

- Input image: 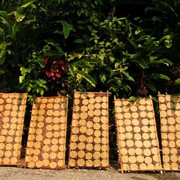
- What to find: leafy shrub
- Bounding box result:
[68,16,174,99]
[146,0,180,93]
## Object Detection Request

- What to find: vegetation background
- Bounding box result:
[0,0,180,160]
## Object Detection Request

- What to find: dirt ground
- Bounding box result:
[0,164,179,180]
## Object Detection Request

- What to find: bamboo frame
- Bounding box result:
[114,96,163,173]
[0,93,27,166]
[24,96,68,170]
[68,91,110,169]
[158,93,180,172]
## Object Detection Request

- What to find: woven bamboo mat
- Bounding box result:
[25,96,68,169]
[158,93,180,171]
[0,93,27,166]
[68,92,110,168]
[114,97,162,172]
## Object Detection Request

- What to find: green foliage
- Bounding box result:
[0,0,38,91]
[0,0,178,96]
[68,51,98,92]
[0,0,107,92]
[146,0,180,93]
[19,51,48,102]
[19,43,69,100]
[174,78,180,86]
[72,16,173,98]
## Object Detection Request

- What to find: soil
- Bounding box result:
[0,163,179,180]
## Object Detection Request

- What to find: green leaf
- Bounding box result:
[69,65,75,77]
[39,79,47,84]
[114,77,122,87]
[12,23,20,37]
[40,89,44,96]
[17,0,36,14]
[109,56,115,63]
[0,42,11,62]
[146,82,157,92]
[164,39,172,48]
[98,54,105,61]
[0,27,4,37]
[123,71,135,82]
[27,86,31,92]
[73,39,85,44]
[14,0,36,22]
[123,84,131,92]
[149,73,170,80]
[105,42,111,47]
[115,62,120,69]
[54,30,63,36]
[60,20,73,39]
[152,96,158,103]
[99,73,106,83]
[0,11,8,18]
[144,36,156,50]
[0,11,10,26]
[72,58,98,68]
[47,42,62,53]
[127,38,138,49]
[77,71,96,87]
[37,59,45,68]
[14,11,26,22]
[0,15,9,26]
[137,59,149,69]
[128,96,137,102]
[159,35,172,43]
[19,76,24,83]
[149,56,157,62]
[150,58,173,66]
[174,78,180,86]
